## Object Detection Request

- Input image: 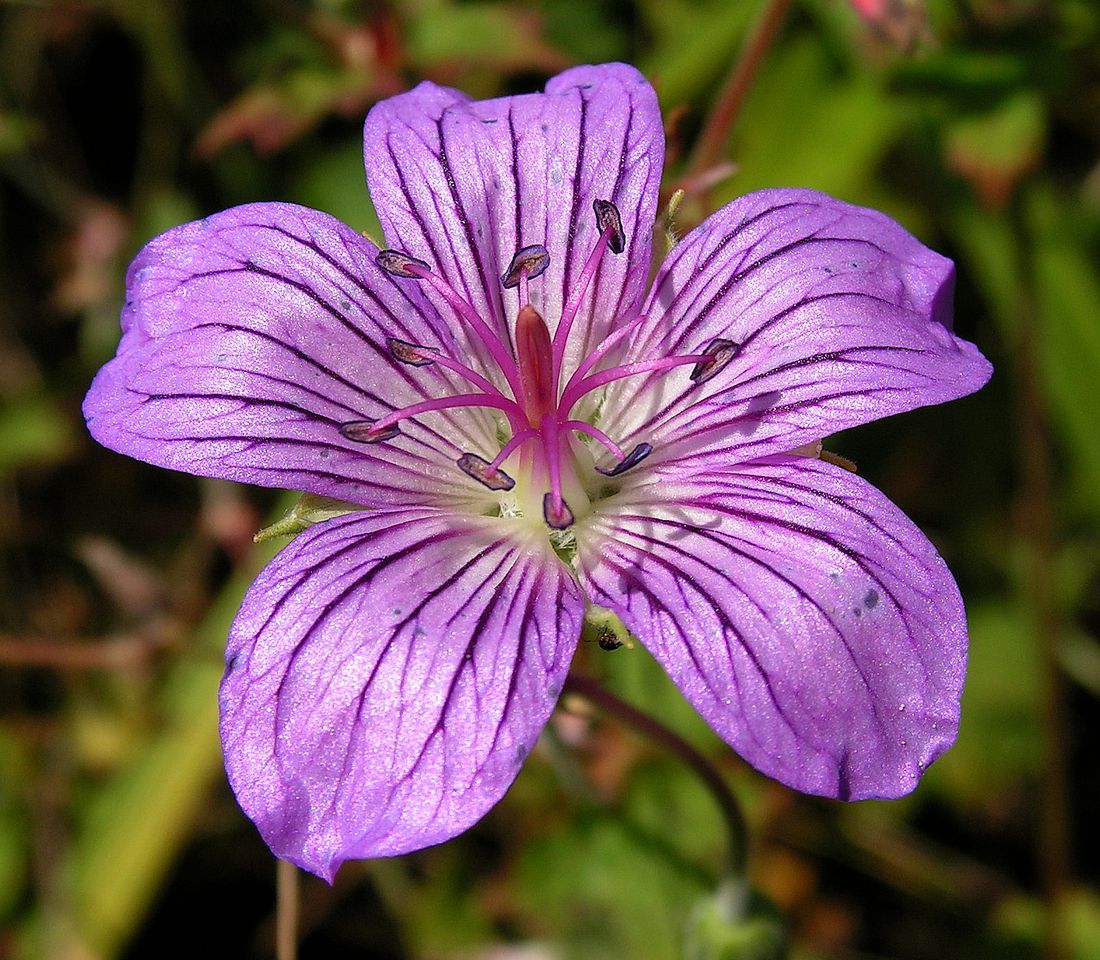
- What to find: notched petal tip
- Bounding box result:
[689,337,739,384]
[456,452,515,491]
[595,442,653,477]
[593,199,626,254]
[339,418,400,443]
[500,244,550,289]
[388,337,438,367]
[376,249,431,278]
[542,493,575,530]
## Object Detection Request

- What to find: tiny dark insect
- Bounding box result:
[597,630,623,651]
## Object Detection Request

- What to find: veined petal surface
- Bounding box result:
[364,63,662,377]
[575,456,967,800]
[600,189,992,465]
[220,507,584,879]
[83,203,500,507]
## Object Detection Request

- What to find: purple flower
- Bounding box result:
[84,63,991,880]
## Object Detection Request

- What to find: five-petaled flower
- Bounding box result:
[84,63,991,881]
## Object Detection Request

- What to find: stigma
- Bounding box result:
[341,200,736,530]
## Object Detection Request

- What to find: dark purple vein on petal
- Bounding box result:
[590,544,790,762]
[606,512,894,737]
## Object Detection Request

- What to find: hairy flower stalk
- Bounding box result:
[84,63,992,881]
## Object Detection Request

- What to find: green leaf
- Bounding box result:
[1028,187,1100,511]
[685,881,788,960]
[291,136,382,238]
[0,393,75,475]
[949,186,1100,518]
[252,492,360,543]
[926,601,1041,802]
[641,0,755,109]
[406,2,565,74]
[719,37,902,201]
[945,92,1045,207]
[994,889,1100,960]
[518,810,710,960]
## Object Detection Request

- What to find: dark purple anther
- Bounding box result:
[376,249,431,278]
[388,337,438,367]
[542,493,575,530]
[340,419,400,443]
[500,245,550,289]
[456,453,515,491]
[593,199,625,254]
[595,442,653,477]
[689,338,739,384]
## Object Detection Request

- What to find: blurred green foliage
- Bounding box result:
[1,0,1099,958]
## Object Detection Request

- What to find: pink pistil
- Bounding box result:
[516,304,556,422]
[368,204,737,527]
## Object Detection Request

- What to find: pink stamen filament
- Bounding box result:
[564,420,626,462]
[370,392,525,436]
[551,224,615,383]
[563,311,648,396]
[405,347,519,415]
[558,353,710,415]
[488,428,538,473]
[408,263,525,401]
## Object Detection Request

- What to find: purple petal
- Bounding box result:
[220,507,584,878]
[601,189,992,464]
[83,203,501,507]
[363,64,663,375]
[576,456,968,800]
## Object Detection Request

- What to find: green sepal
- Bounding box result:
[252,494,361,543]
[664,188,686,254]
[581,604,635,651]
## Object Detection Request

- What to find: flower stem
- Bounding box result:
[276,858,299,960]
[687,0,793,206]
[563,673,749,878]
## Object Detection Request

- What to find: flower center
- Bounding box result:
[339,200,737,530]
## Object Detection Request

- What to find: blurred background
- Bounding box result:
[1,0,1099,957]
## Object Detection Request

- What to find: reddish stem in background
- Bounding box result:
[564,673,748,877]
[687,0,794,209]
